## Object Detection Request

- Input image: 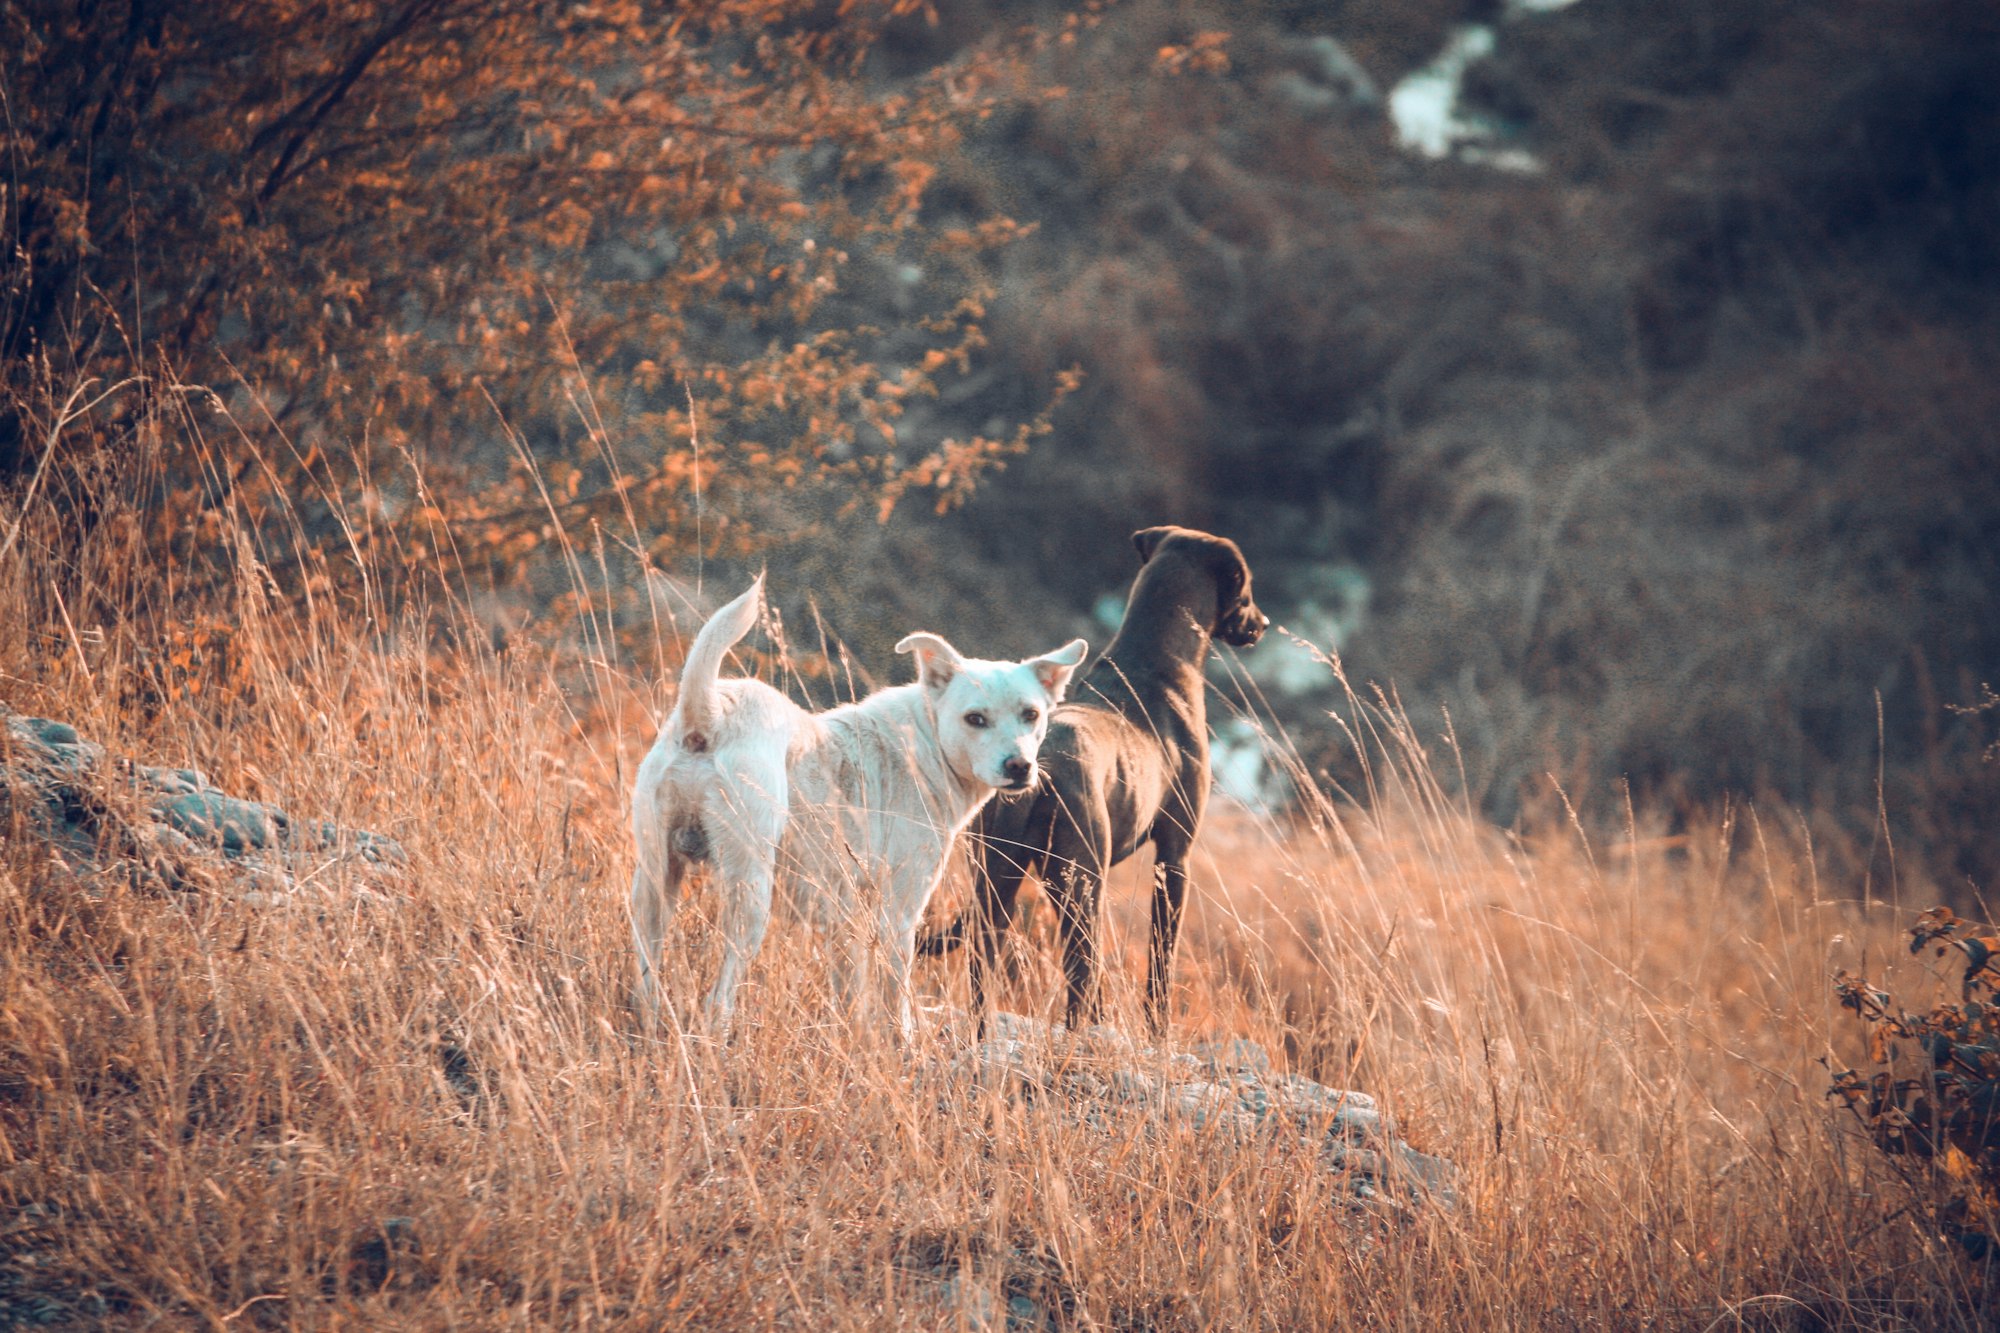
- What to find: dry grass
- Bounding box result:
[1,403,1992,1329]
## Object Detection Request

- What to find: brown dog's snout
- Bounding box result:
[1221,604,1268,647]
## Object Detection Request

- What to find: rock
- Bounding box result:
[23,718,78,747]
[939,1275,1005,1330]
[935,1274,1050,1331]
[928,1007,1457,1212]
[6,714,103,774]
[343,828,409,866]
[1165,1080,1248,1134]
[1384,1143,1459,1198]
[2,706,407,891]
[1270,1073,1385,1142]
[156,790,279,853]
[137,764,209,795]
[1194,1035,1272,1077]
[1006,1294,1047,1330]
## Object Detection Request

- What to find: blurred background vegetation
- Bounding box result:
[6,0,1998,886]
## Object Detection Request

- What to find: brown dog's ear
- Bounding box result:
[1132,526,1175,564]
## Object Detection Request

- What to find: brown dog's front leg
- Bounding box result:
[1044,823,1109,1029]
[968,832,1033,1036]
[1146,851,1190,1035]
[1057,868,1104,1029]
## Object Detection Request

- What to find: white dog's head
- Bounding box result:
[896,633,1089,791]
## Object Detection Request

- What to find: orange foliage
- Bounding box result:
[0,0,1066,591]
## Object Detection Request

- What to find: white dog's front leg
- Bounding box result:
[877,877,934,1046]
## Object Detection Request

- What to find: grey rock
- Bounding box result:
[5,708,404,898]
[0,762,50,804]
[1006,1294,1047,1329]
[148,823,203,860]
[1165,1080,1252,1134]
[939,1276,1005,1330]
[4,715,101,773]
[933,1274,1048,1331]
[24,718,79,747]
[137,764,209,795]
[44,740,104,775]
[1196,1036,1272,1077]
[953,1036,1039,1094]
[1273,1073,1385,1139]
[1102,1067,1160,1104]
[1229,1079,1272,1121]
[1388,1144,1459,1200]
[932,1008,1457,1211]
[345,828,409,866]
[156,790,279,853]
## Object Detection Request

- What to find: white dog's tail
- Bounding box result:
[676,575,763,746]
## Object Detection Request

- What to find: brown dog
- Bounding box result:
[921,526,1267,1033]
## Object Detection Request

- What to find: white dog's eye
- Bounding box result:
[1020,707,1040,725]
[964,711,989,729]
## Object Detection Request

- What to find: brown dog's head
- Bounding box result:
[1132,525,1269,648]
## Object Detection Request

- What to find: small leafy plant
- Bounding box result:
[1832,907,2000,1256]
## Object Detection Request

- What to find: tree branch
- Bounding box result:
[252,0,453,204]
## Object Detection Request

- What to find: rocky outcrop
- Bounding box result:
[928,1008,1456,1214]
[907,1008,1456,1327]
[1,710,404,896]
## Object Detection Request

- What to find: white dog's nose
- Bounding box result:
[1002,756,1033,786]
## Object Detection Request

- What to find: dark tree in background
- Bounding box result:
[0,0,1056,585]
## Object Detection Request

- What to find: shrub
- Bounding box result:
[1832,906,2000,1258]
[1,0,1067,594]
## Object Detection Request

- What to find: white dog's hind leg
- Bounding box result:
[629,769,688,1027]
[703,755,788,1036]
[630,859,683,1027]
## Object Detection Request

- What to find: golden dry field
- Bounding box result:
[2,423,1990,1331]
[9,2,2000,1327]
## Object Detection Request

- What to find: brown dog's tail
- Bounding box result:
[915,913,967,957]
[675,575,762,748]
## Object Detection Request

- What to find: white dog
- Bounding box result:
[630,576,1087,1038]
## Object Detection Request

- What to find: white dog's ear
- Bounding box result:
[1030,639,1089,700]
[895,632,966,692]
